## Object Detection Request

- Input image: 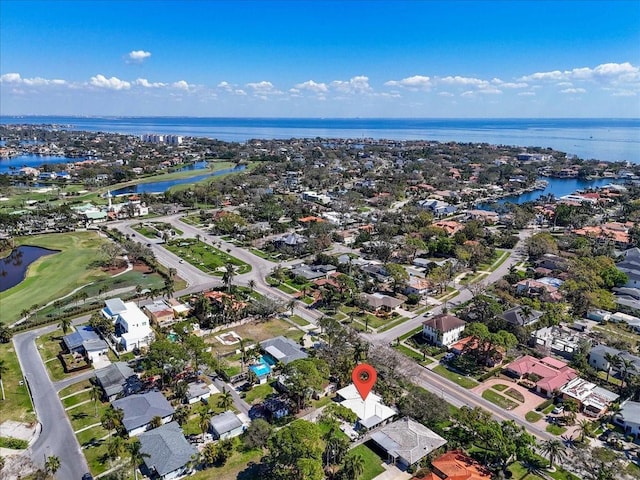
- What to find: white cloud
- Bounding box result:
[521,62,639,84]
[1,73,23,83]
[217,81,233,91]
[561,88,587,94]
[612,90,637,97]
[246,81,282,96]
[440,75,489,87]
[135,78,166,88]
[294,80,328,93]
[384,75,432,90]
[518,91,536,96]
[172,80,191,91]
[1,73,67,87]
[128,50,151,62]
[492,78,528,89]
[90,74,131,90]
[330,75,372,94]
[438,91,454,97]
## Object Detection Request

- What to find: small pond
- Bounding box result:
[1,245,60,292]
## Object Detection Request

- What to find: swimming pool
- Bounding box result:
[250,362,271,377]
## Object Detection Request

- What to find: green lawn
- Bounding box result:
[545,424,567,435]
[188,442,263,480]
[244,383,275,404]
[165,238,251,276]
[481,389,519,410]
[525,411,543,422]
[492,384,509,391]
[289,315,310,327]
[432,365,479,389]
[0,342,35,424]
[504,388,525,402]
[0,231,112,323]
[394,343,432,364]
[351,444,386,480]
[59,379,94,398]
[62,390,93,408]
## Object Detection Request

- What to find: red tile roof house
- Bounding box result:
[504,355,577,398]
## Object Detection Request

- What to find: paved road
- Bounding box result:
[14,325,90,480]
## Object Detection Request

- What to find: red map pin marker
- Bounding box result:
[352,363,377,401]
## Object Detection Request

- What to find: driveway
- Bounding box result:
[13,325,89,479]
[472,377,548,417]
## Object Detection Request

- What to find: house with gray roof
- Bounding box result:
[95,361,140,401]
[260,336,308,365]
[370,417,447,468]
[613,401,640,439]
[102,297,128,319]
[209,410,245,440]
[62,326,108,364]
[139,422,197,480]
[588,344,640,374]
[112,391,174,436]
[501,306,543,327]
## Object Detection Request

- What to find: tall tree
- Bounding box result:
[218,387,233,410]
[90,383,102,417]
[106,435,125,462]
[59,316,72,335]
[341,452,365,480]
[265,420,324,480]
[222,262,235,292]
[125,438,149,480]
[540,439,566,470]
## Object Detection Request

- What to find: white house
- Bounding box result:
[614,401,640,439]
[209,410,245,440]
[422,314,466,347]
[103,299,154,352]
[335,384,396,431]
[417,199,457,217]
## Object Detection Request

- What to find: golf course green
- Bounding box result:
[0,231,112,324]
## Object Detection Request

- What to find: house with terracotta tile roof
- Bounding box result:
[432,220,464,235]
[421,450,492,480]
[504,355,577,397]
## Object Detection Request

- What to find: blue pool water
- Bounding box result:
[250,362,271,377]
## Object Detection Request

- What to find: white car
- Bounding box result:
[552,406,564,414]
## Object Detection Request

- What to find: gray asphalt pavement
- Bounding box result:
[14,326,90,480]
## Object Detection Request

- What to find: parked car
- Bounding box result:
[552,406,564,414]
[82,473,94,480]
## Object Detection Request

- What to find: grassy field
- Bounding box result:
[0,231,112,323]
[188,443,262,480]
[432,365,479,389]
[165,238,251,276]
[206,318,305,355]
[244,382,274,404]
[0,342,35,424]
[546,424,567,435]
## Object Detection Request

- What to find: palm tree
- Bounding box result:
[168,267,177,280]
[163,278,175,299]
[248,279,256,292]
[222,262,235,292]
[576,419,592,443]
[218,387,233,410]
[106,435,125,462]
[126,438,149,480]
[617,356,636,394]
[342,453,365,479]
[45,455,61,476]
[173,406,189,426]
[198,408,210,442]
[59,316,72,335]
[603,352,617,383]
[539,439,566,470]
[0,359,8,401]
[90,383,102,417]
[286,299,296,317]
[101,407,123,438]
[149,415,163,429]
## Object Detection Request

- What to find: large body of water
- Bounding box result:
[0,154,77,174]
[1,246,59,292]
[1,116,639,163]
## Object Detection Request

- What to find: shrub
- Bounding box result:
[0,437,29,449]
[536,399,554,412]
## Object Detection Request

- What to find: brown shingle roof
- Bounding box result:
[422,314,466,333]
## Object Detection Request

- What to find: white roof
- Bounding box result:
[337,384,396,428]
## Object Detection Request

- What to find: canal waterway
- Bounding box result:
[0,245,59,292]
[480,176,622,209]
[110,164,247,195]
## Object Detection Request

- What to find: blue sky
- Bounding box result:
[1,0,639,117]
